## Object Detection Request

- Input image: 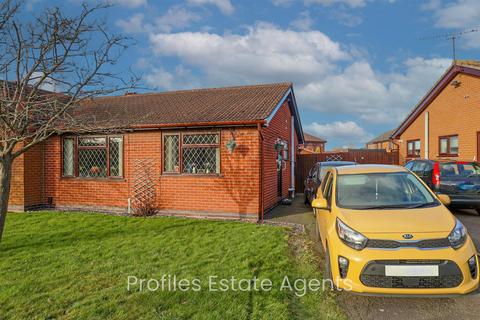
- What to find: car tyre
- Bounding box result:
[476,208,480,215]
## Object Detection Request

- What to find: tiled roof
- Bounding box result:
[303,132,326,143]
[76,82,293,128]
[455,60,480,70]
[366,129,394,144]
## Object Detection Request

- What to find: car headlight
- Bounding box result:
[336,218,368,250]
[448,218,467,250]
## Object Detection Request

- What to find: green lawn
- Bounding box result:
[0,212,344,319]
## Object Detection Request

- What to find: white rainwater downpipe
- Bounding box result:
[290,115,295,198]
[424,112,429,159]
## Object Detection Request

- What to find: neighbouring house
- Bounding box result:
[365,129,396,152]
[391,60,480,164]
[9,83,304,220]
[298,132,326,154]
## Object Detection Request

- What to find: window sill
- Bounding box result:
[438,154,459,157]
[161,173,223,178]
[60,176,126,182]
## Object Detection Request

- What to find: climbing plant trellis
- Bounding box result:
[131,158,158,216]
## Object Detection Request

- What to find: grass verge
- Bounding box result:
[0,212,345,319]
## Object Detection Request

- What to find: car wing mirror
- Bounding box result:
[312,197,329,210]
[437,194,451,206]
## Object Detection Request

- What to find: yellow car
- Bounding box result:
[312,164,479,295]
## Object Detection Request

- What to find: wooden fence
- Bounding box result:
[295,149,399,191]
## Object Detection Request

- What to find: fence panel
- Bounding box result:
[295,149,399,191]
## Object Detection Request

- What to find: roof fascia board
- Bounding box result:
[391,65,480,139]
[264,87,305,144]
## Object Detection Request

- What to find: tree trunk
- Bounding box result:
[0,156,13,243]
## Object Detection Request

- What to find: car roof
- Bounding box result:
[335,164,408,175]
[318,161,357,166]
[407,159,478,164]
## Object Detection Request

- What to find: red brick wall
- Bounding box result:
[23,143,44,208]
[9,151,24,210]
[11,103,300,217]
[8,143,44,211]
[262,101,296,211]
[398,73,480,163]
[44,135,130,212]
[42,128,261,217]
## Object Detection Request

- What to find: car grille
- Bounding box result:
[366,238,451,249]
[360,260,463,289]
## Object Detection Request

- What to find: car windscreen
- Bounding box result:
[440,162,480,177]
[336,172,439,210]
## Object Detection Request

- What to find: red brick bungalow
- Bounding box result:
[9,83,304,220]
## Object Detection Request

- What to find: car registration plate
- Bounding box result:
[385,265,439,277]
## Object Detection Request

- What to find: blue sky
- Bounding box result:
[24,0,480,148]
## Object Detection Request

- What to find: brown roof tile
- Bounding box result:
[367,129,394,144]
[303,132,326,143]
[77,82,292,128]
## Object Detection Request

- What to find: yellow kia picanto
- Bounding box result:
[312,164,479,295]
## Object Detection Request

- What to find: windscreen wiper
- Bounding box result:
[404,202,439,208]
[355,204,414,210]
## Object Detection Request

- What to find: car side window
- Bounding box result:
[405,161,415,170]
[320,171,331,195]
[412,161,426,172]
[323,174,333,206]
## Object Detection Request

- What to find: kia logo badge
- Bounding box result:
[403,234,414,239]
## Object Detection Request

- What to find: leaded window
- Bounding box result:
[163,132,220,174]
[163,135,180,173]
[62,136,123,178]
[62,138,74,176]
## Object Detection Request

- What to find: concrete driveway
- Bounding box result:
[267,195,480,320]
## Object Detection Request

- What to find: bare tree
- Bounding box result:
[0,1,137,241]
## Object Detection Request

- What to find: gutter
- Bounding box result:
[258,123,264,224]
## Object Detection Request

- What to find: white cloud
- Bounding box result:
[149,23,349,85]
[155,6,201,32]
[110,0,147,8]
[290,11,314,30]
[431,0,480,29]
[28,71,60,92]
[298,57,451,123]
[115,13,144,34]
[146,23,450,125]
[305,0,369,8]
[144,65,200,91]
[305,121,373,146]
[187,0,235,15]
[330,10,363,27]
